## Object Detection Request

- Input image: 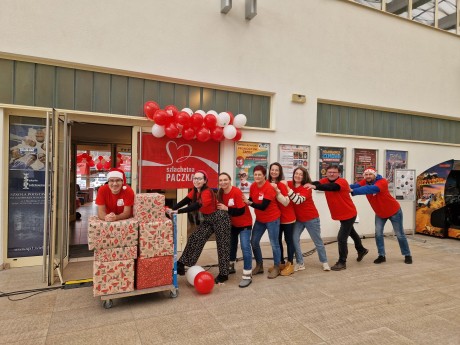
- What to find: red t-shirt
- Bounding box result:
[288,181,319,222]
[319,177,357,220]
[187,188,217,215]
[95,185,135,216]
[357,178,400,218]
[276,182,296,224]
[249,180,280,223]
[221,186,253,227]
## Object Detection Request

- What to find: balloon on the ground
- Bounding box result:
[194,271,214,294]
[186,266,205,286]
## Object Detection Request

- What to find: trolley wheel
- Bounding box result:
[103,299,113,309]
[170,289,178,298]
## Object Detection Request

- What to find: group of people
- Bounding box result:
[96,164,413,289]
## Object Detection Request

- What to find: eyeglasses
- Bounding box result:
[327,171,339,174]
[193,177,204,181]
[238,173,247,177]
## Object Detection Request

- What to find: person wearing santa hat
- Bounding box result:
[95,168,135,222]
[350,167,412,264]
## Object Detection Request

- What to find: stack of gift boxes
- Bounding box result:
[89,193,174,297]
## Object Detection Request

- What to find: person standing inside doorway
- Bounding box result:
[350,168,412,264]
[306,164,368,271]
[96,168,134,222]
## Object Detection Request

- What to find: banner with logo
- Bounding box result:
[140,134,220,189]
[278,144,310,179]
[8,122,46,258]
[235,142,270,193]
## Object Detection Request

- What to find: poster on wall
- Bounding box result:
[8,122,47,258]
[394,169,416,201]
[140,133,219,189]
[278,144,310,179]
[385,150,408,191]
[318,147,345,179]
[235,142,270,193]
[353,148,378,183]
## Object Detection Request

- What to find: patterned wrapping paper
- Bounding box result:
[94,246,138,262]
[139,220,174,258]
[133,193,166,223]
[136,256,173,290]
[87,217,139,250]
[93,259,135,296]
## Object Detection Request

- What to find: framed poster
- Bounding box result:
[235,141,270,193]
[394,169,416,201]
[278,144,310,179]
[353,148,378,183]
[385,150,408,191]
[318,146,345,179]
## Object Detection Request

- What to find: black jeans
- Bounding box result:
[279,222,295,263]
[337,216,366,263]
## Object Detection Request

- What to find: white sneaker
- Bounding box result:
[294,263,305,271]
[322,263,331,271]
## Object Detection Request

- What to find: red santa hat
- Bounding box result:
[107,168,127,189]
[364,168,377,177]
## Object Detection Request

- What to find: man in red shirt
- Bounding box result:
[95,168,135,222]
[307,164,368,271]
[350,168,412,264]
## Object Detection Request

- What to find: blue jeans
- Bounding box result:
[251,218,281,266]
[230,226,253,270]
[293,218,328,264]
[375,208,411,257]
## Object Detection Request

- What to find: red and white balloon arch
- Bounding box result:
[143,101,247,142]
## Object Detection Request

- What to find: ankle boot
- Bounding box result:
[239,269,252,288]
[268,265,280,279]
[252,262,264,275]
[280,261,294,276]
[229,261,236,274]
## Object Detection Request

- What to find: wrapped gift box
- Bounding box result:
[93,259,135,296]
[94,245,138,262]
[88,217,138,250]
[136,256,173,289]
[139,220,174,258]
[133,193,166,223]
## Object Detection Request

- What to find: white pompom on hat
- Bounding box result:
[107,168,127,189]
[364,168,377,176]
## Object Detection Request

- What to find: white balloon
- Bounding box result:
[233,114,247,128]
[185,265,205,286]
[223,125,237,139]
[217,112,230,127]
[152,124,165,138]
[181,108,193,115]
[206,110,218,117]
[195,110,206,116]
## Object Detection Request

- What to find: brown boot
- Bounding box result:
[280,262,294,276]
[268,265,280,279]
[268,262,286,273]
[252,262,264,275]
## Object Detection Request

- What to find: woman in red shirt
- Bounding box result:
[243,165,282,279]
[167,170,231,284]
[217,172,253,288]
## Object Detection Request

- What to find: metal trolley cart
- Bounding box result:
[101,215,179,309]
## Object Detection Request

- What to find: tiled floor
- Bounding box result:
[1,235,460,344]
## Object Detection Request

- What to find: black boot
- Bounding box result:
[177,261,185,276]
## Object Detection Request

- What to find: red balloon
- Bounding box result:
[190,113,204,129]
[227,111,234,125]
[164,105,178,117]
[98,156,103,161]
[89,160,95,167]
[144,101,160,120]
[176,111,191,128]
[194,271,214,294]
[232,129,242,141]
[182,127,195,140]
[203,114,217,129]
[165,123,179,138]
[196,128,211,142]
[152,110,167,126]
[96,162,103,170]
[211,127,224,141]
[103,161,111,170]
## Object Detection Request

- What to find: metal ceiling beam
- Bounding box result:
[387,0,432,15]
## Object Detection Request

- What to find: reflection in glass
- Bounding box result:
[438,0,457,33]
[412,0,435,26]
[386,0,409,18]
[355,0,382,10]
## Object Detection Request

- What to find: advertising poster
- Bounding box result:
[235,142,270,193]
[278,144,310,179]
[318,147,345,179]
[8,122,47,258]
[394,169,416,201]
[140,133,219,189]
[353,148,377,183]
[385,150,408,191]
